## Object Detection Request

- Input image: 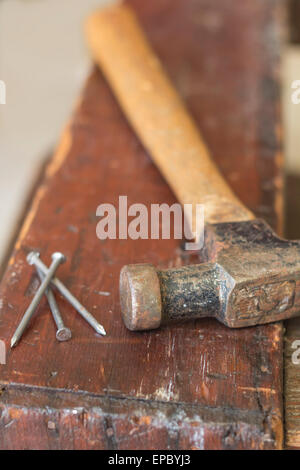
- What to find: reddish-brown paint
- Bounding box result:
[0,0,284,449]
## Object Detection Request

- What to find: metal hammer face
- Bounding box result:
[120,220,300,330]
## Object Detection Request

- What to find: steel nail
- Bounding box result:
[29,254,106,336]
[37,268,72,342]
[10,252,66,348]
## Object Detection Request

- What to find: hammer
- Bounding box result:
[86,4,300,330]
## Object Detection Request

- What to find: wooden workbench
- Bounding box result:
[0,0,285,449]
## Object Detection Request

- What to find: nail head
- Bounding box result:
[56,327,72,342]
[26,251,40,265]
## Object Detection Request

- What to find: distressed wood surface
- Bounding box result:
[0,0,284,449]
[126,0,285,232]
[86,4,254,226]
[284,175,300,449]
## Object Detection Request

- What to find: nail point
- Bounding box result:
[97,325,106,336]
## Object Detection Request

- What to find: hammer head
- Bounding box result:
[120,220,300,330]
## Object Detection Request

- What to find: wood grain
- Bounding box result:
[86,4,253,226]
[125,0,285,233]
[284,175,300,449]
[0,0,284,449]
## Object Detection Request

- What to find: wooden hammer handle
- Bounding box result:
[85,4,254,225]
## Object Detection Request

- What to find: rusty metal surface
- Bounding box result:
[121,219,300,330]
[120,263,162,330]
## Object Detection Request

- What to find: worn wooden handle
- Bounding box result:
[85,3,254,225]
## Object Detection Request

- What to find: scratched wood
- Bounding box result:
[284,175,300,449]
[0,0,284,449]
